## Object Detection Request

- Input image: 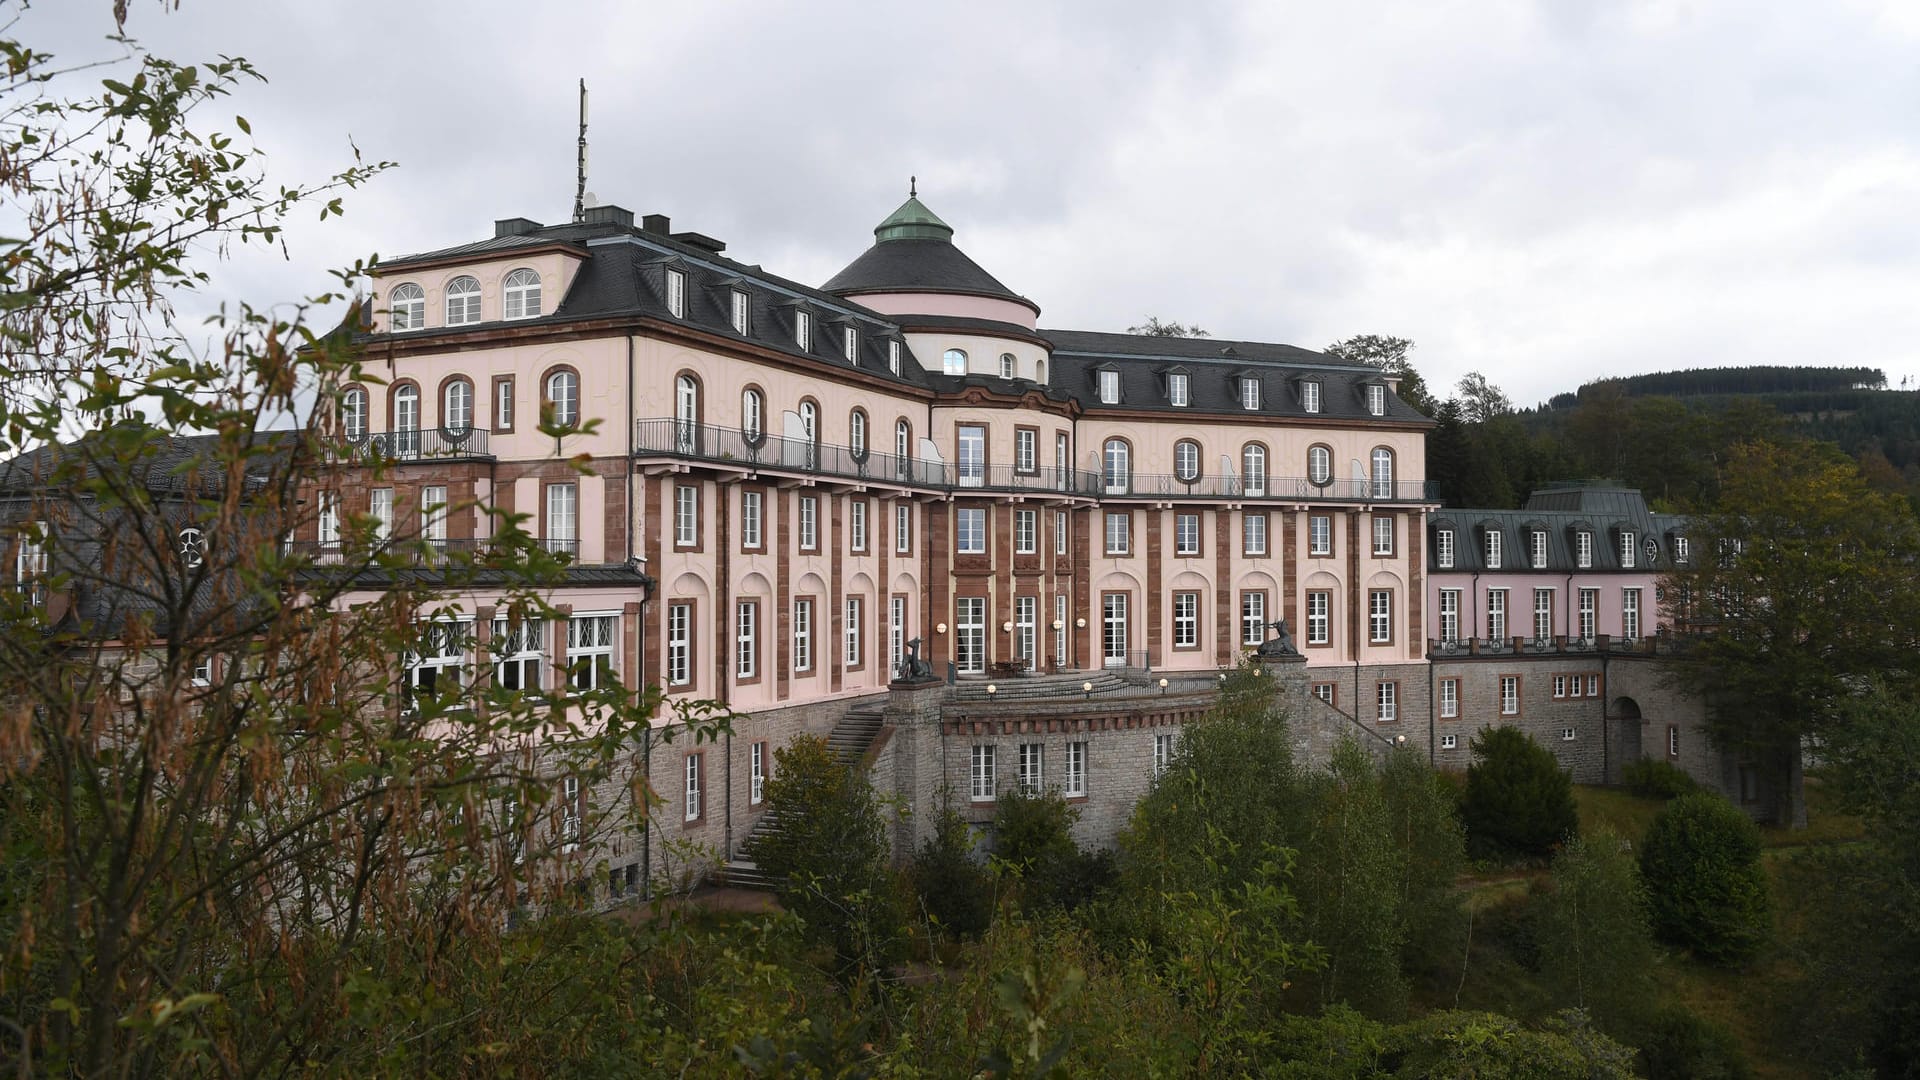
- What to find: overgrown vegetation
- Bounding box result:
[1461,725,1579,859]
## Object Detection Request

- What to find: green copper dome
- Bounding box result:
[873,196,954,242]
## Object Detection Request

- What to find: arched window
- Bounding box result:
[674,374,699,452]
[341,387,367,441]
[1035,359,1046,383]
[742,388,764,442]
[444,276,481,326]
[393,384,420,456]
[849,409,868,458]
[1308,445,1331,486]
[1102,438,1131,493]
[503,268,541,320]
[943,348,967,375]
[895,419,912,480]
[1371,448,1394,499]
[389,283,425,331]
[1242,444,1267,496]
[443,378,473,431]
[999,353,1016,379]
[799,400,819,469]
[1174,439,1201,482]
[547,371,579,427]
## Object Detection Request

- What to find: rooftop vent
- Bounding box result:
[641,213,671,234]
[581,204,634,228]
[672,230,727,254]
[494,217,543,238]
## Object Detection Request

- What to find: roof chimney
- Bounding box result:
[582,204,634,228]
[672,230,727,254]
[641,213,671,234]
[494,217,543,238]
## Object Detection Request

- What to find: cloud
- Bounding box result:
[25,0,1920,404]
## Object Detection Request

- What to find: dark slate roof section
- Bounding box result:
[1044,332,1430,423]
[822,238,1038,313]
[1431,487,1692,573]
[0,431,290,495]
[298,563,655,591]
[890,313,1051,345]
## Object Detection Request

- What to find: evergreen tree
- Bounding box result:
[1638,793,1770,964]
[1461,727,1579,859]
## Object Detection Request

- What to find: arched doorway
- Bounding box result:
[1611,696,1643,780]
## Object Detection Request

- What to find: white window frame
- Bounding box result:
[1098,368,1120,404]
[1500,675,1519,715]
[491,617,545,693]
[1153,732,1174,776]
[568,613,617,691]
[970,744,996,801]
[1307,591,1330,645]
[1174,440,1200,481]
[957,507,986,555]
[1369,590,1392,644]
[750,742,766,804]
[1440,734,1457,750]
[1623,588,1642,641]
[845,596,863,667]
[1377,681,1397,721]
[495,379,513,431]
[1241,376,1260,410]
[1487,588,1508,641]
[999,352,1016,379]
[665,267,686,318]
[1579,588,1597,641]
[1168,372,1189,406]
[1308,445,1331,486]
[850,499,868,552]
[957,424,986,487]
[684,754,702,821]
[1243,512,1267,555]
[1534,588,1554,643]
[1440,678,1458,718]
[546,482,577,554]
[1373,515,1393,556]
[1175,512,1200,556]
[444,275,481,326]
[1302,380,1321,413]
[316,492,339,547]
[896,503,912,554]
[845,325,859,362]
[1241,591,1266,646]
[1439,589,1460,645]
[794,309,811,350]
[792,599,813,673]
[666,602,692,687]
[443,379,473,432]
[1371,447,1394,499]
[731,289,749,335]
[1015,428,1037,473]
[1576,530,1593,568]
[1485,529,1503,570]
[1531,529,1548,568]
[388,282,425,331]
[1014,508,1036,554]
[956,597,986,674]
[798,495,817,550]
[342,387,367,441]
[1102,438,1130,493]
[736,601,758,680]
[1019,743,1044,794]
[945,348,968,376]
[421,485,448,546]
[888,339,901,374]
[1242,444,1267,496]
[1620,530,1637,569]
[1173,592,1198,648]
[1104,511,1130,556]
[502,268,541,320]
[1065,742,1086,797]
[675,484,698,547]
[1015,595,1037,668]
[1055,594,1068,667]
[1309,514,1331,556]
[1055,510,1068,555]
[370,487,393,541]
[890,595,906,675]
[547,371,579,427]
[1436,528,1454,569]
[742,490,762,549]
[1368,383,1386,416]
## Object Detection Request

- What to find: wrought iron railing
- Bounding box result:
[636,419,1435,502]
[338,426,492,462]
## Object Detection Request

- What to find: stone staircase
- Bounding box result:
[715,697,890,891]
[947,668,1143,703]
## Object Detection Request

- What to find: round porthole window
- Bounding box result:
[178,526,205,569]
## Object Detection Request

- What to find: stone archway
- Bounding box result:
[1611,696,1643,780]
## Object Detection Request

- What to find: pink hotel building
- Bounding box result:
[304,195,1740,890]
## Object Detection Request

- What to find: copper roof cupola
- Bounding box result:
[822,190,1040,323]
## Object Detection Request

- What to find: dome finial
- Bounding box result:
[909,175,917,198]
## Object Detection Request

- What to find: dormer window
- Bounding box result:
[445,276,481,326]
[1531,529,1548,568]
[1619,530,1636,568]
[944,348,968,376]
[731,290,750,335]
[1674,535,1689,563]
[794,309,811,349]
[1098,368,1121,404]
[1367,384,1386,416]
[844,326,859,363]
[1302,380,1321,414]
[389,283,425,331]
[888,339,901,374]
[1436,528,1455,569]
[1485,529,1503,569]
[999,353,1016,379]
[665,268,687,318]
[503,268,541,320]
[1168,372,1189,407]
[15,523,47,580]
[1240,376,1261,411]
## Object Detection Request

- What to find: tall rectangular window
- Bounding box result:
[845,596,863,667]
[1104,512,1130,555]
[957,424,985,487]
[890,596,906,675]
[1579,588,1597,641]
[1500,675,1519,715]
[1372,515,1393,555]
[794,309,811,349]
[1055,594,1068,666]
[1055,511,1068,555]
[798,496,817,550]
[1019,743,1044,794]
[1368,384,1386,415]
[1439,589,1460,644]
[793,599,813,672]
[1307,591,1330,645]
[1099,369,1120,404]
[1015,428,1037,473]
[730,290,749,335]
[493,618,544,693]
[1674,535,1690,563]
[1531,529,1548,568]
[750,742,766,804]
[1484,529,1502,569]
[684,755,702,821]
[675,484,698,547]
[850,499,868,552]
[956,597,986,674]
[1055,433,1070,491]
[888,338,901,374]
[1175,513,1200,556]
[1619,531,1636,568]
[496,377,514,431]
[1243,512,1267,555]
[1015,595,1036,668]
[1154,733,1174,776]
[1168,372,1189,406]
[1555,674,1568,698]
[1242,591,1266,646]
[666,267,686,318]
[1102,592,1128,666]
[1173,592,1199,648]
[1487,588,1508,641]
[1302,380,1321,413]
[970,745,996,801]
[545,483,576,554]
[1534,588,1554,642]
[370,488,393,540]
[1065,742,1087,796]
[742,490,763,549]
[736,601,757,679]
[1436,528,1454,568]
[1369,590,1392,644]
[843,325,858,362]
[1377,682,1397,721]
[1015,509,1037,554]
[1309,514,1331,556]
[1241,377,1260,410]
[317,491,339,547]
[666,602,692,686]
[568,614,617,690]
[1440,678,1459,718]
[896,503,911,553]
[1577,531,1593,568]
[420,485,447,546]
[957,507,986,554]
[1623,588,1642,641]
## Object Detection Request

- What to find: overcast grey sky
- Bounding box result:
[28,0,1920,405]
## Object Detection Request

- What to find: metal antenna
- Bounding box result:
[573,80,589,222]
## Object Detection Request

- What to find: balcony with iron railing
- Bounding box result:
[1427,632,1675,658]
[636,419,1438,503]
[336,426,492,462]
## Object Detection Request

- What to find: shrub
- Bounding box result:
[1535,828,1654,1030]
[992,786,1111,911]
[1638,792,1770,963]
[1638,1004,1753,1080]
[1621,758,1700,799]
[1461,727,1579,859]
[910,808,994,940]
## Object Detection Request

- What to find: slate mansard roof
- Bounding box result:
[368,199,1428,423]
[1430,485,1692,574]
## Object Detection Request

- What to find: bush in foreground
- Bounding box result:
[1462,726,1579,859]
[1638,792,1770,963]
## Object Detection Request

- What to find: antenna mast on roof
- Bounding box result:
[572,79,589,222]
